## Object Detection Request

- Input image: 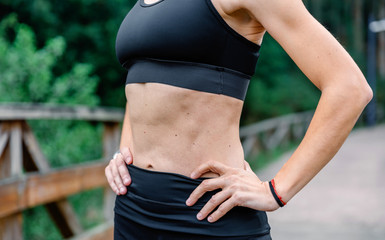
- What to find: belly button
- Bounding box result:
[146,164,153,169]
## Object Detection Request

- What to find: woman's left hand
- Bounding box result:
[186,160,279,223]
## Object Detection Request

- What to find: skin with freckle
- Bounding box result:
[105,0,372,238]
[125,83,245,178]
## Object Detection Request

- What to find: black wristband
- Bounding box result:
[269,181,285,207]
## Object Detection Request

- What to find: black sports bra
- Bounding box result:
[115,0,261,100]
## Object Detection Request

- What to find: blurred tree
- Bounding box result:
[0,12,103,166]
[0,15,105,239]
[379,2,385,78]
[2,0,383,122]
[0,13,99,105]
[242,34,320,124]
[353,0,365,64]
[0,0,136,106]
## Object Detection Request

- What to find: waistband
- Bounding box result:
[114,164,271,237]
[124,58,251,100]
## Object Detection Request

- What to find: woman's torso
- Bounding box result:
[118,0,265,177]
[125,83,244,176]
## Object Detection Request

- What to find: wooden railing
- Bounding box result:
[0,103,124,240]
[241,111,313,159]
[0,103,313,239]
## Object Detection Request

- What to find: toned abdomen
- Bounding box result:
[125,83,245,177]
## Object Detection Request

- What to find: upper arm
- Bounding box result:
[244,0,366,91]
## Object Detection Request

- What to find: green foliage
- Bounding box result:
[247,142,298,171]
[23,207,62,240]
[0,14,99,105]
[1,0,382,120]
[21,118,104,240]
[0,12,102,167]
[68,188,105,229]
[0,0,137,106]
[23,188,104,239]
[29,120,103,167]
[0,15,105,239]
[242,34,321,124]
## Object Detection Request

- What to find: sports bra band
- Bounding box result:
[125,58,251,100]
[115,0,261,100]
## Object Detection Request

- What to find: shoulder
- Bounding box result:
[212,0,244,14]
[216,0,311,29]
[238,0,310,25]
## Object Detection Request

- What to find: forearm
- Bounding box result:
[274,85,372,203]
[119,102,133,150]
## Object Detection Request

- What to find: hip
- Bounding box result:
[114,164,271,238]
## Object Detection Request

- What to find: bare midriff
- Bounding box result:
[125,83,245,178]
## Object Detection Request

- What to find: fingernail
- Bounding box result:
[186,198,191,206]
[197,212,203,220]
[208,216,213,222]
[123,178,130,185]
[120,187,125,193]
[190,172,197,178]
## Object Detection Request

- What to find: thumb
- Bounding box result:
[121,147,133,164]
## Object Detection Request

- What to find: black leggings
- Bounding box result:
[114,164,271,240]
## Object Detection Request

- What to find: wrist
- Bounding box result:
[272,173,293,204]
[269,179,287,207]
[263,181,280,210]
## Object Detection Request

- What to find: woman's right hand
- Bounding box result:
[105,147,133,195]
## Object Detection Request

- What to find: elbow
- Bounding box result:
[353,77,373,108]
[347,79,373,113]
[362,84,373,105]
[323,75,373,111]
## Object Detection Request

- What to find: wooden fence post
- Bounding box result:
[23,122,84,238]
[0,121,24,240]
[102,122,121,221]
[0,103,124,240]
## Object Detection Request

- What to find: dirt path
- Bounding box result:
[257,125,385,240]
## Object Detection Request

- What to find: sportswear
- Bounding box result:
[115,0,261,100]
[114,164,272,239]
